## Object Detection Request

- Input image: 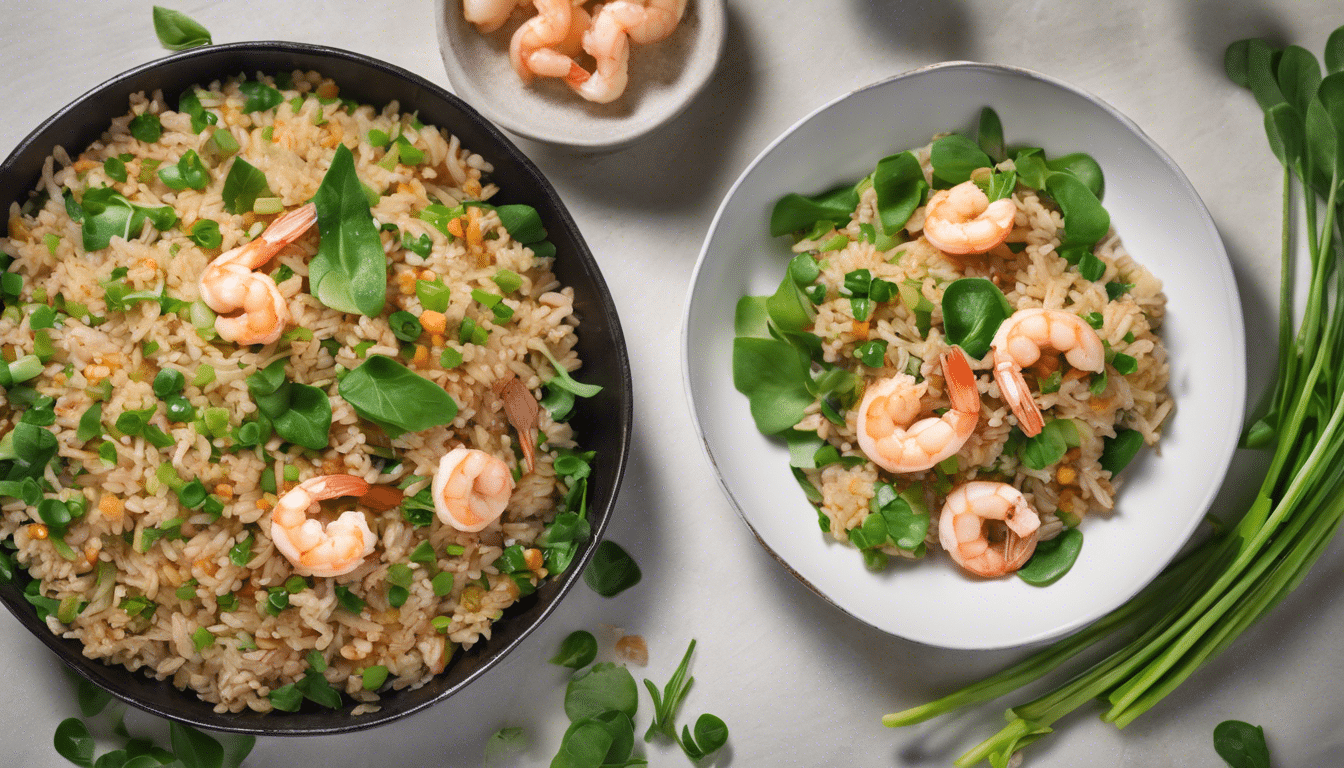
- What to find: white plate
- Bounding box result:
[435,0,726,149]
[682,62,1245,650]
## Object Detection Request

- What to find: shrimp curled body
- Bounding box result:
[463,0,519,33]
[856,346,982,474]
[509,0,586,82]
[604,0,687,44]
[938,481,1040,578]
[270,474,377,578]
[433,447,515,532]
[198,203,316,345]
[922,180,1017,255]
[566,3,632,103]
[991,307,1105,437]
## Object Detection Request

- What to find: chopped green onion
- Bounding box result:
[8,354,44,384]
[165,395,195,423]
[854,339,888,368]
[458,317,488,345]
[193,364,216,388]
[416,279,451,312]
[431,571,454,596]
[362,665,389,690]
[1112,353,1138,376]
[156,462,185,491]
[191,627,214,651]
[388,311,423,342]
[259,467,277,494]
[492,269,523,294]
[253,197,284,215]
[44,233,61,254]
[439,347,463,369]
[153,368,186,398]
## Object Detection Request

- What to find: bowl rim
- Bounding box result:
[0,40,633,734]
[680,59,1245,649]
[433,0,728,149]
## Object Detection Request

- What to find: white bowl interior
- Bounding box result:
[436,0,726,148]
[683,62,1244,649]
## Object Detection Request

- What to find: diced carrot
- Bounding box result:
[420,310,447,335]
[99,494,124,519]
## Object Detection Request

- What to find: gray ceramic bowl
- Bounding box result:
[0,41,632,735]
[436,0,726,148]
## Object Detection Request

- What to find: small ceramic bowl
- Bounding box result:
[0,41,633,735]
[436,0,726,149]
[683,62,1244,650]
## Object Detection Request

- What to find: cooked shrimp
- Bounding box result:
[856,346,981,474]
[464,0,520,33]
[921,181,1017,255]
[510,0,584,82]
[198,203,316,345]
[604,0,686,44]
[938,481,1040,578]
[567,4,632,104]
[514,5,593,81]
[991,308,1105,437]
[270,474,377,578]
[433,447,514,532]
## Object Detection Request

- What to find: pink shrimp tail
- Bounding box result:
[940,346,982,416]
[993,359,1045,437]
[310,473,372,500]
[565,63,591,86]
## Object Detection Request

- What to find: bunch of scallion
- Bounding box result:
[882,26,1344,767]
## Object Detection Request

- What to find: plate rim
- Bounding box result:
[680,60,1246,649]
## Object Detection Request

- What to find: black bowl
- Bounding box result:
[0,41,632,735]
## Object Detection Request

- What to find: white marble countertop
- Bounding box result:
[1,0,1341,765]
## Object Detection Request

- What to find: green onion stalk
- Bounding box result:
[883,28,1344,767]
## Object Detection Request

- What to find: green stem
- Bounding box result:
[879,535,1219,726]
[1108,482,1344,727]
[1273,165,1297,419]
[1107,390,1344,714]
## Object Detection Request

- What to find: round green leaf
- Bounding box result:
[1044,172,1110,247]
[550,630,598,669]
[977,107,1006,163]
[1213,720,1271,768]
[1327,26,1344,74]
[563,662,638,721]
[53,718,94,768]
[1044,153,1105,200]
[551,719,613,768]
[582,540,641,597]
[940,277,1013,360]
[930,133,993,185]
[1017,528,1083,586]
[1100,429,1145,475]
[693,713,730,756]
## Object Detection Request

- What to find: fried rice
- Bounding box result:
[0,70,591,714]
